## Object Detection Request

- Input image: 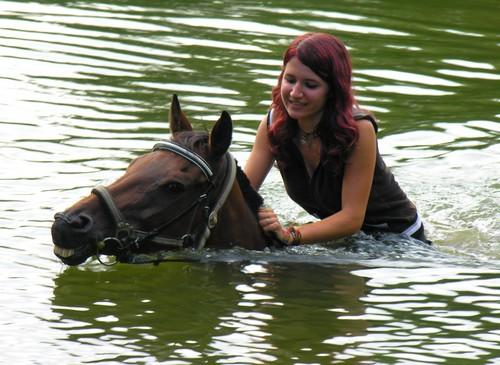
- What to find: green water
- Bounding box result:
[0,0,499,364]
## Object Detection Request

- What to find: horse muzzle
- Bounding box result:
[51,212,98,265]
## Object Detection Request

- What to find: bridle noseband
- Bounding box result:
[91,141,236,263]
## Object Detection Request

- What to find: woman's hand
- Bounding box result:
[258,207,291,244]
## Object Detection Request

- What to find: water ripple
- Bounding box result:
[284,19,410,36]
[357,69,461,87]
[165,17,301,36]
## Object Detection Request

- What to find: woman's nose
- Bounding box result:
[290,84,303,97]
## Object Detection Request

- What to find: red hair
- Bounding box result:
[269,33,359,171]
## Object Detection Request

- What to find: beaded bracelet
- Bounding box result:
[287,226,302,246]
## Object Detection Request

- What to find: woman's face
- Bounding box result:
[280,56,329,127]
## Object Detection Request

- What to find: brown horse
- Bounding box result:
[51,95,275,266]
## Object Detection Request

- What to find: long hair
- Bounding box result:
[269,33,359,172]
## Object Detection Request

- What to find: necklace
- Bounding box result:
[298,129,319,145]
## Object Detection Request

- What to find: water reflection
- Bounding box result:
[50,261,369,363]
[326,266,500,363]
[48,256,500,364]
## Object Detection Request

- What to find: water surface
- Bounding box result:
[1,0,499,364]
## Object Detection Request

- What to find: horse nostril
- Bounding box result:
[73,214,92,231]
[54,212,93,232]
[67,213,92,232]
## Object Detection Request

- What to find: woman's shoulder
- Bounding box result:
[353,108,378,133]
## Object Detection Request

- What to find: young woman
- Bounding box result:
[244,32,428,245]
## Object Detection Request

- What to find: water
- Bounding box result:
[1,0,499,364]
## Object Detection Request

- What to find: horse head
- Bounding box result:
[51,95,267,266]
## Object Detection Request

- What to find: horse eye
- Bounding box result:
[164,182,185,194]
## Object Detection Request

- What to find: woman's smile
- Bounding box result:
[287,98,306,109]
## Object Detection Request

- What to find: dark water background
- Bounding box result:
[1,0,499,364]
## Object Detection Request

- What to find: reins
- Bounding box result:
[91,141,237,264]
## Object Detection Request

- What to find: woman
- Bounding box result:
[244,32,428,245]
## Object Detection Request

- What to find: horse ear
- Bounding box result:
[169,94,193,133]
[209,111,232,159]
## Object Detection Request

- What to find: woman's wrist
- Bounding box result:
[285,226,302,245]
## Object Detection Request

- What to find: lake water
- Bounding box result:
[1,0,499,364]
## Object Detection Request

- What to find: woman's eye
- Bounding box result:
[163,182,185,193]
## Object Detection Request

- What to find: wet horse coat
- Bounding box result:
[51,95,271,266]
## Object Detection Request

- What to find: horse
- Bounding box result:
[51,95,277,266]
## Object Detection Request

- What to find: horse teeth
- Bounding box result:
[54,246,75,258]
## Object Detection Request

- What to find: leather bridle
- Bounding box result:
[91,141,236,262]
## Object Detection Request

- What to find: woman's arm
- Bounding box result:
[243,115,275,191]
[259,120,377,244]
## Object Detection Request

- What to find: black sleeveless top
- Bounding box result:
[270,110,419,234]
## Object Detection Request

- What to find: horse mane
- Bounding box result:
[235,162,264,216]
[171,131,264,218]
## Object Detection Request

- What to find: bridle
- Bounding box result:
[91,140,236,263]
